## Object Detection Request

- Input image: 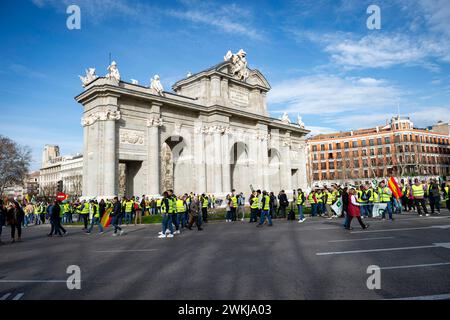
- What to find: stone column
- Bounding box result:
[213,131,222,193]
[194,124,206,193]
[82,123,89,197]
[147,102,162,196]
[103,119,116,197]
[221,130,231,194]
[282,133,292,191]
[261,135,270,190]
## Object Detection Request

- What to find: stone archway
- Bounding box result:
[160,135,190,194]
[268,148,281,192]
[230,141,250,192]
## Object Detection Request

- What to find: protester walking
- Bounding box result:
[345,188,369,231]
[7,201,24,243]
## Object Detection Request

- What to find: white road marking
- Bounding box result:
[351,225,450,234]
[316,245,435,256]
[0,293,11,300]
[391,293,450,300]
[328,236,394,243]
[380,262,450,270]
[0,280,76,283]
[12,293,24,300]
[94,249,158,253]
[317,243,450,256]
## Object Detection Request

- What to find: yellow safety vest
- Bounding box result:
[176,199,185,213]
[263,195,270,210]
[124,200,133,213]
[444,187,449,201]
[231,196,238,208]
[156,199,162,207]
[80,203,90,215]
[308,193,315,204]
[378,187,391,202]
[373,191,379,203]
[316,193,323,203]
[202,197,208,208]
[412,184,425,198]
[250,197,259,209]
[297,193,305,205]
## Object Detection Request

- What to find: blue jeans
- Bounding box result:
[343,212,349,227]
[112,215,122,233]
[259,210,272,225]
[297,205,304,220]
[226,210,232,221]
[172,214,180,231]
[311,204,317,217]
[250,208,258,222]
[381,202,393,219]
[87,217,103,233]
[162,214,174,234]
[360,204,369,217]
[125,212,133,224]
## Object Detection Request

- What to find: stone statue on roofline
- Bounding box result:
[79,68,97,87]
[280,112,291,124]
[106,61,120,83]
[297,114,305,128]
[150,74,164,95]
[224,49,249,81]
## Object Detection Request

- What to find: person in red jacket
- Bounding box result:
[345,188,369,231]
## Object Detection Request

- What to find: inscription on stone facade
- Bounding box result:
[119,129,144,145]
[229,86,249,107]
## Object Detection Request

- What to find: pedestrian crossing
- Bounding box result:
[0,292,24,300]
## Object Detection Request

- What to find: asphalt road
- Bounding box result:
[1,210,450,300]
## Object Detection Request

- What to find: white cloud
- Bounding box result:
[267,75,402,115]
[408,106,450,127]
[305,126,338,137]
[166,4,264,40]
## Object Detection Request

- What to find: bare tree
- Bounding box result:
[0,135,32,197]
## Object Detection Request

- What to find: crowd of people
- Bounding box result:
[0,178,449,243]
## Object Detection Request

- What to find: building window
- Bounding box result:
[354,160,359,167]
[386,146,391,153]
[336,143,341,149]
[328,153,334,159]
[344,142,349,149]
[370,149,375,156]
[320,144,325,151]
[312,145,317,152]
[377,138,382,145]
[352,141,358,148]
[362,140,367,147]
[328,144,333,150]
[369,139,374,146]
[385,137,390,144]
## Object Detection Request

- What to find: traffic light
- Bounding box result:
[57,180,63,193]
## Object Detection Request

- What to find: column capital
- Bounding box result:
[81,110,121,127]
[147,117,164,127]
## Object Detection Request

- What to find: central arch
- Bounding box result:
[230,141,250,192]
[161,135,190,194]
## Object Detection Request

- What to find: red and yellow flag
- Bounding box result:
[101,208,113,228]
[388,177,403,199]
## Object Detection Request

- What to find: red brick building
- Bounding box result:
[307,116,450,183]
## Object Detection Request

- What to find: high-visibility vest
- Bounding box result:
[34,205,41,214]
[171,196,177,213]
[231,196,238,208]
[308,193,315,204]
[367,189,374,202]
[202,197,208,208]
[59,204,65,218]
[250,196,259,209]
[263,195,270,210]
[156,199,162,208]
[92,204,100,218]
[124,200,133,213]
[444,187,449,201]
[316,193,323,203]
[373,191,379,203]
[378,187,391,202]
[166,198,175,214]
[63,203,70,213]
[297,192,305,205]
[412,184,425,198]
[176,199,185,213]
[80,203,90,215]
[326,192,333,205]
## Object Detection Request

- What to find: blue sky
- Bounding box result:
[1,0,450,170]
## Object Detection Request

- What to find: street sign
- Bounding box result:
[56,192,67,201]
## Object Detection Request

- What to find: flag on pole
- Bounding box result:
[101,208,113,228]
[387,177,403,199]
